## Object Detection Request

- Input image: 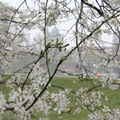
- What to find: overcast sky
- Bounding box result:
[0,0,34,8]
[0,0,23,7]
[0,0,76,45]
[0,0,113,47]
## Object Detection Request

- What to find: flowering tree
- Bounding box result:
[0,0,120,120]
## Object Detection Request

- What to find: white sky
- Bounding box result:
[0,0,22,7]
[0,0,33,8]
[0,0,76,45]
[0,0,114,47]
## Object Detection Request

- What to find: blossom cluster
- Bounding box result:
[88,107,120,120]
[51,89,71,114]
[0,0,120,120]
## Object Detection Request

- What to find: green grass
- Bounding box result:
[1,76,120,120]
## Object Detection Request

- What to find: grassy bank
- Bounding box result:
[0,77,120,120]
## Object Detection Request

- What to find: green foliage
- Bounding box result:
[55,38,69,52]
[40,50,44,57]
[56,38,59,46]
[46,42,51,49]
